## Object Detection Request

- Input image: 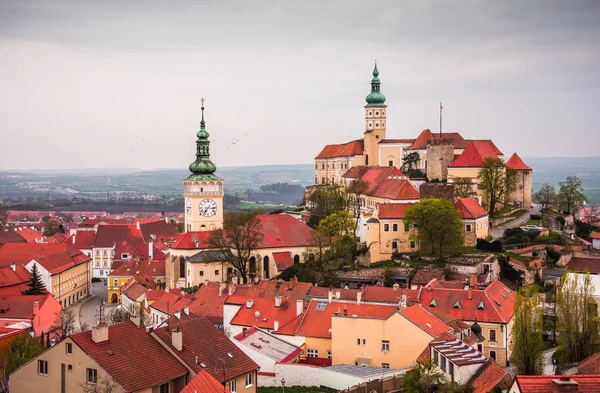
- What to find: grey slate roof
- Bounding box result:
[186,249,233,263]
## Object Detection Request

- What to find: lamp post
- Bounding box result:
[281,377,285,393]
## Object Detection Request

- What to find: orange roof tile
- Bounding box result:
[449,140,503,168]
[469,361,510,393]
[400,304,453,337]
[505,152,532,171]
[315,140,364,159]
[272,252,294,271]
[231,298,301,331]
[454,198,488,219]
[181,370,232,393]
[513,375,600,393]
[378,203,415,219]
[408,130,468,150]
[170,231,212,250]
[344,166,418,201]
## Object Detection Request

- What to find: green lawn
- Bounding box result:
[524,219,541,226]
[258,387,337,393]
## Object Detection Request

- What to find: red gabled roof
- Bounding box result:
[14,228,43,243]
[363,286,420,304]
[418,279,516,324]
[138,220,179,244]
[122,282,148,301]
[0,265,31,288]
[591,233,600,240]
[0,243,71,268]
[412,269,445,285]
[79,218,126,227]
[0,294,51,319]
[231,298,300,331]
[345,166,418,201]
[408,130,468,150]
[272,252,294,271]
[93,224,144,248]
[513,375,600,393]
[181,370,232,393]
[379,139,415,144]
[71,322,188,392]
[400,304,453,337]
[65,231,96,249]
[187,283,229,325]
[149,291,192,315]
[33,246,90,275]
[566,257,600,274]
[170,231,212,250]
[378,203,415,219]
[505,152,531,171]
[315,140,364,159]
[577,352,600,374]
[154,315,258,382]
[449,140,503,168]
[0,230,27,245]
[257,214,316,248]
[454,198,488,219]
[110,259,165,278]
[233,280,312,303]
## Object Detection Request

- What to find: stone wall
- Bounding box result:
[419,183,455,200]
[509,170,533,208]
[426,142,454,182]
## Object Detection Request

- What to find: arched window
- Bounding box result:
[249,257,256,278]
[263,256,270,279]
[294,255,300,264]
[179,258,185,278]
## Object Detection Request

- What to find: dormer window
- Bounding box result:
[453,300,461,309]
[478,302,485,310]
[429,299,437,307]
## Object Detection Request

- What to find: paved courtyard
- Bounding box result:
[73,280,117,331]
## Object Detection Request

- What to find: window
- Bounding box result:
[322,177,325,184]
[383,224,390,232]
[376,111,379,115]
[214,270,219,276]
[227,380,236,393]
[489,329,497,342]
[307,349,319,358]
[410,241,416,249]
[466,224,472,232]
[392,223,398,232]
[449,361,455,381]
[38,360,48,375]
[199,270,204,276]
[113,279,118,288]
[67,365,72,372]
[357,338,360,345]
[433,350,439,365]
[490,350,497,361]
[245,373,254,387]
[362,339,366,346]
[392,241,398,250]
[382,363,390,368]
[327,350,332,359]
[440,356,447,371]
[86,368,97,384]
[159,383,169,393]
[388,160,393,166]
[65,342,72,355]
[321,163,325,169]
[382,340,390,352]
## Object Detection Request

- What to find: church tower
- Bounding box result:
[363,63,387,166]
[183,100,224,233]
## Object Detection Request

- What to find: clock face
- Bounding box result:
[199,199,218,217]
[185,199,192,216]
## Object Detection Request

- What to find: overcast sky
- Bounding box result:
[1,0,599,171]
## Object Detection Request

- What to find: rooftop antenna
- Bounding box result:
[439,102,443,137]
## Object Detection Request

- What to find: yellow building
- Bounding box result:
[364,203,418,262]
[454,198,490,247]
[107,259,165,304]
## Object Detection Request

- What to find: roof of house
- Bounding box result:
[379,139,415,144]
[449,140,503,167]
[93,224,144,248]
[306,287,360,302]
[231,279,313,303]
[400,304,453,337]
[0,265,31,288]
[186,283,229,325]
[0,231,26,245]
[0,294,51,320]
[272,252,294,271]
[566,257,600,274]
[170,231,212,250]
[33,246,90,274]
[505,152,532,171]
[154,315,258,382]
[65,231,96,249]
[150,291,192,316]
[110,259,165,279]
[512,375,600,393]
[180,370,232,393]
[187,249,232,263]
[78,218,126,227]
[122,282,148,301]
[256,214,316,248]
[378,203,415,219]
[295,299,397,339]
[412,268,445,286]
[455,198,488,219]
[315,140,364,159]
[342,166,371,180]
[407,129,468,150]
[468,360,510,393]
[418,280,516,324]
[0,243,71,268]
[234,327,302,363]
[230,297,301,331]
[343,166,419,201]
[138,220,179,243]
[591,233,600,240]
[364,286,420,304]
[430,338,488,366]
[576,352,600,374]
[71,322,188,392]
[14,228,43,243]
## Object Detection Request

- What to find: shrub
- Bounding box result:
[476,238,503,252]
[546,247,561,264]
[530,214,542,220]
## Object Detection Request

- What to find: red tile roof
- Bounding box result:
[454,198,488,219]
[181,370,232,393]
[400,304,453,337]
[378,203,415,219]
[272,252,294,271]
[418,280,516,324]
[315,140,364,159]
[0,294,51,319]
[79,218,126,227]
[566,257,600,274]
[363,286,420,304]
[344,166,418,200]
[412,269,445,286]
[170,231,213,250]
[71,322,188,392]
[93,224,144,248]
[150,291,192,315]
[154,315,258,382]
[577,352,600,374]
[513,375,600,393]
[257,214,316,248]
[14,228,43,243]
[110,259,166,279]
[231,297,301,330]
[122,282,148,301]
[0,265,31,289]
[65,231,96,249]
[0,231,26,245]
[408,129,468,150]
[307,287,360,302]
[449,140,503,168]
[505,152,532,171]
[591,233,600,239]
[294,299,397,339]
[138,220,179,243]
[379,139,415,144]
[233,280,312,303]
[187,283,229,325]
[34,246,90,274]
[342,166,371,180]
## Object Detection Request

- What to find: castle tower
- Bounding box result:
[506,152,533,208]
[426,138,455,182]
[183,100,224,232]
[363,63,387,166]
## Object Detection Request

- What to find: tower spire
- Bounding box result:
[187,98,218,180]
[365,61,386,107]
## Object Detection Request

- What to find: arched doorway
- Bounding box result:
[263,256,270,279]
[294,254,300,264]
[110,293,118,304]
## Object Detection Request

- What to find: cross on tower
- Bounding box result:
[201,97,205,110]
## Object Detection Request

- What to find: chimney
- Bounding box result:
[357,291,362,305]
[219,283,227,297]
[275,296,282,307]
[72,235,76,245]
[289,277,298,289]
[174,311,181,319]
[254,277,259,284]
[551,377,579,392]
[273,320,279,331]
[343,306,348,316]
[296,300,303,316]
[10,263,15,272]
[165,287,170,293]
[165,217,169,223]
[184,306,189,316]
[91,323,109,343]
[400,295,407,310]
[328,288,333,303]
[392,283,399,291]
[172,326,183,351]
[468,289,472,300]
[136,221,140,230]
[33,301,39,317]
[246,299,254,309]
[148,242,153,260]
[204,279,209,286]
[228,283,236,296]
[335,290,341,299]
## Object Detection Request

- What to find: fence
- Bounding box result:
[339,374,403,393]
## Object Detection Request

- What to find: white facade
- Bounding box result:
[593,238,600,250]
[25,260,52,295]
[91,246,114,278]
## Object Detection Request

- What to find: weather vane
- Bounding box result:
[201,97,205,109]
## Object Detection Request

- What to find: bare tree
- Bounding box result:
[107,308,131,325]
[50,309,77,341]
[533,183,557,213]
[478,157,517,217]
[79,374,122,393]
[453,177,477,199]
[347,179,369,236]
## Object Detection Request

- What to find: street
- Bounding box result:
[492,204,540,239]
[68,280,117,331]
[543,347,558,375]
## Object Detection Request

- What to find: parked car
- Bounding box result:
[522,225,542,231]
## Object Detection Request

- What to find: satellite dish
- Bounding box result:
[255,311,260,318]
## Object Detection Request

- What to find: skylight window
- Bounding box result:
[453,301,461,309]
[227,353,233,358]
[477,302,485,310]
[316,300,328,311]
[429,299,437,307]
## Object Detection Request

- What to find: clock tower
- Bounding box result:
[183,100,224,232]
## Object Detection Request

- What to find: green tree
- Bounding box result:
[453,177,477,199]
[317,211,354,240]
[22,264,46,295]
[208,211,264,284]
[510,286,545,375]
[405,198,463,260]
[307,186,348,228]
[401,151,421,173]
[400,359,445,393]
[347,179,369,235]
[478,157,517,217]
[556,270,599,363]
[0,202,7,227]
[533,183,556,213]
[558,176,586,214]
[42,220,64,237]
[383,268,396,287]
[0,333,43,391]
